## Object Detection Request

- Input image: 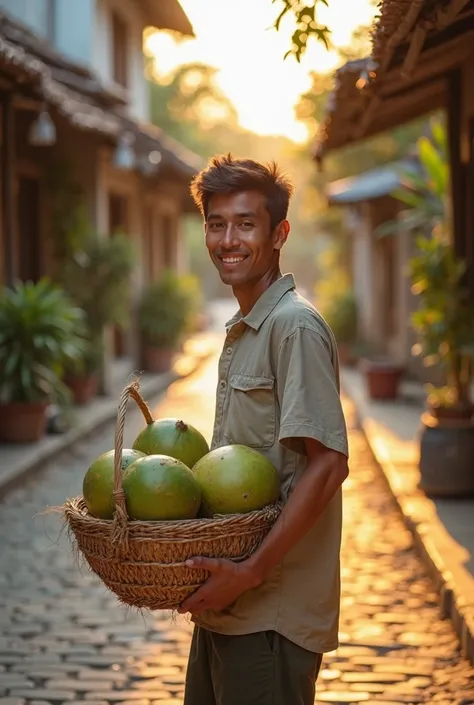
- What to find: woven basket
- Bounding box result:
[64,380,281,610]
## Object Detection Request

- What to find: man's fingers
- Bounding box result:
[178,584,210,614]
[185,556,221,571]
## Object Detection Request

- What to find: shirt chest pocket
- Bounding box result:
[224,374,276,449]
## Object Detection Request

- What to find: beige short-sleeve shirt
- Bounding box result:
[193,274,348,654]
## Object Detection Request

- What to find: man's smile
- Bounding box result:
[217,254,250,267]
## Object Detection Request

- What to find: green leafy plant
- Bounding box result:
[273,0,331,61]
[0,279,86,403]
[58,233,136,371]
[138,270,203,349]
[409,235,474,409]
[376,120,448,239]
[323,289,358,345]
[378,118,474,411]
[46,160,91,262]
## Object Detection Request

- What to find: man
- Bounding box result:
[179,154,349,705]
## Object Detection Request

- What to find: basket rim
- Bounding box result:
[64,495,281,534]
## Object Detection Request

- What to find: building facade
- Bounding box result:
[0,0,201,376]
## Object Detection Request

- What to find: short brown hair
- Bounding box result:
[190,153,294,231]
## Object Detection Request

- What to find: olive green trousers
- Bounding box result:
[183,626,323,705]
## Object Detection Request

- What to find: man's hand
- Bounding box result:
[177,557,261,615]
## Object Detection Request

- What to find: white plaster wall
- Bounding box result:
[0,0,51,39]
[348,204,375,347]
[54,0,95,67]
[92,0,150,122]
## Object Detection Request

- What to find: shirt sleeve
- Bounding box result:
[276,326,349,458]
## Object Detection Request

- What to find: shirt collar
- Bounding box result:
[225,273,295,332]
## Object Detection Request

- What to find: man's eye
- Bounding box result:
[241,221,254,228]
[209,222,224,230]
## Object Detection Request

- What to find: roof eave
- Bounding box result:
[141,0,194,37]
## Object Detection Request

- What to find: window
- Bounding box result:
[108,193,128,234]
[111,11,128,88]
[46,0,56,43]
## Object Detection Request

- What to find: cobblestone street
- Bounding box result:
[0,346,473,705]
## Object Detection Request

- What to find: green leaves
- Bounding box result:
[417,135,448,200]
[376,118,448,241]
[0,279,86,403]
[323,289,358,345]
[408,234,474,402]
[58,233,136,341]
[138,270,203,348]
[272,0,332,61]
[375,117,474,405]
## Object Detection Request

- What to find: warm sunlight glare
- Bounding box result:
[146,0,376,143]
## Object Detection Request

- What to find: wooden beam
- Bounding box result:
[437,0,471,29]
[401,24,427,78]
[465,118,474,296]
[377,31,474,102]
[1,92,15,287]
[356,79,444,141]
[446,70,465,260]
[12,95,42,112]
[353,95,381,140]
[380,0,426,72]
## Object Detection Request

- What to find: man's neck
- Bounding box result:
[233,269,282,316]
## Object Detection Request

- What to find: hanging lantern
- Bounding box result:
[113,131,136,170]
[28,108,56,146]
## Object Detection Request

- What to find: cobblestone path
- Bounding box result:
[0,351,473,705]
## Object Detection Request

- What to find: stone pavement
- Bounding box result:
[0,333,217,499]
[0,347,473,704]
[341,367,474,667]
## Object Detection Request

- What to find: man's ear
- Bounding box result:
[273,220,290,251]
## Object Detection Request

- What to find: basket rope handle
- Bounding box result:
[111,379,154,550]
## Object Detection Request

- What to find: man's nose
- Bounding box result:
[221,224,239,248]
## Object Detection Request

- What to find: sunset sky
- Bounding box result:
[147,0,377,142]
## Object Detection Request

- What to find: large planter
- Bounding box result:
[418,412,474,497]
[428,403,474,423]
[0,401,48,443]
[65,374,100,406]
[142,346,175,374]
[361,360,403,400]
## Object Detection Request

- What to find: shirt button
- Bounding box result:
[220,380,227,389]
[226,347,232,355]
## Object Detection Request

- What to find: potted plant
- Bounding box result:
[138,270,203,373]
[0,279,85,442]
[409,235,474,497]
[63,335,104,405]
[379,118,474,496]
[58,232,135,403]
[323,289,358,366]
[360,356,404,401]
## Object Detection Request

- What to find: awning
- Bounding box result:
[326,158,419,205]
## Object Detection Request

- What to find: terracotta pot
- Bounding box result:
[65,374,100,405]
[0,401,48,443]
[362,360,403,400]
[143,346,175,374]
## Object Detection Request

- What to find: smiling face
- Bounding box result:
[205,190,289,289]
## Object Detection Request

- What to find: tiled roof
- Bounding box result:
[314,0,474,158]
[0,11,201,176]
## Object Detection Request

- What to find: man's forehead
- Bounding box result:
[207,190,267,217]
